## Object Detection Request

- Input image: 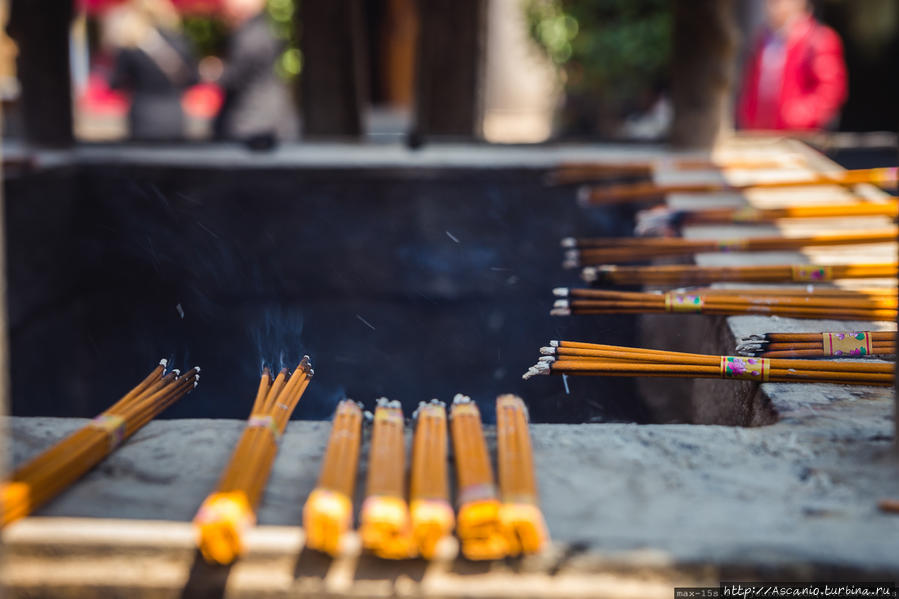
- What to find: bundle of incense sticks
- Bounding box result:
[525,341,894,386]
[450,394,510,560]
[547,157,803,185]
[360,398,415,559]
[195,357,313,564]
[635,199,899,236]
[563,228,898,267]
[303,399,363,556]
[582,262,898,287]
[2,360,199,527]
[409,400,454,560]
[736,331,896,358]
[551,287,898,321]
[578,166,898,206]
[495,394,549,555]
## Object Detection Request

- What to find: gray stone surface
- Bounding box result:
[7,414,899,575]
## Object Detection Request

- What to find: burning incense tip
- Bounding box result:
[553,299,569,309]
[194,366,201,373]
[172,369,181,376]
[550,340,560,347]
[581,267,598,283]
[550,308,572,316]
[553,287,569,297]
[159,358,168,367]
[560,237,576,249]
[539,347,556,355]
[453,393,472,405]
[537,356,555,364]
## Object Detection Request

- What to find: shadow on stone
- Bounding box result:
[179,549,233,599]
[292,545,334,579]
[353,553,428,583]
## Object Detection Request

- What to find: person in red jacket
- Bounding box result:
[737,0,847,130]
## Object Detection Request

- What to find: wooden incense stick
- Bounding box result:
[409,400,455,560]
[582,263,898,287]
[736,331,896,358]
[578,166,898,205]
[547,157,804,184]
[551,287,898,321]
[563,228,898,267]
[635,200,899,236]
[450,394,510,561]
[525,341,894,386]
[360,398,415,559]
[495,394,548,555]
[303,399,364,557]
[194,357,313,564]
[3,360,199,527]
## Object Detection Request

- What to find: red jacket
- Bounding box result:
[738,15,847,130]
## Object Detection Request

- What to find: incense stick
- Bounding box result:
[495,394,548,555]
[736,331,896,358]
[578,166,898,205]
[303,399,364,557]
[194,357,313,564]
[525,341,894,386]
[551,287,898,321]
[409,400,454,560]
[360,398,415,559]
[563,228,898,267]
[582,263,898,287]
[3,360,199,527]
[450,394,510,561]
[547,157,804,185]
[635,200,899,236]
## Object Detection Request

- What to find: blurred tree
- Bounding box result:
[181,0,301,81]
[524,0,671,138]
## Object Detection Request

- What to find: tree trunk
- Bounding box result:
[412,0,486,140]
[7,0,74,146]
[300,0,367,138]
[670,0,738,149]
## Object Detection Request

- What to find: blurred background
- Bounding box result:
[1,0,897,424]
[0,0,896,145]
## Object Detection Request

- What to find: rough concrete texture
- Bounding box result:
[4,413,899,593]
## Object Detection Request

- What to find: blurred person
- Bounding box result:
[737,0,847,130]
[213,0,297,142]
[105,0,197,141]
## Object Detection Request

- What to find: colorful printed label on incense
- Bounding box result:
[456,482,498,508]
[791,265,832,282]
[89,413,126,449]
[731,207,761,222]
[720,356,770,382]
[715,239,748,252]
[823,332,871,357]
[247,414,281,440]
[665,293,704,313]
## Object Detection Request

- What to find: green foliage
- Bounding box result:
[267,0,302,79]
[181,0,302,81]
[525,0,672,134]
